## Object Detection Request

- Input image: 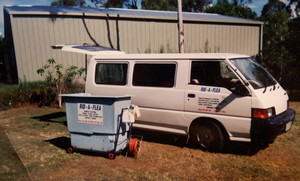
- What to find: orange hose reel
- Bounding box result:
[128,138,141,157]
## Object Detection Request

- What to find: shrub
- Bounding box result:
[37,58,86,107]
[0,58,86,110]
[0,81,55,110]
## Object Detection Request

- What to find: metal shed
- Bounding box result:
[4,5,263,83]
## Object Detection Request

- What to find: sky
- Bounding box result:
[0,0,269,37]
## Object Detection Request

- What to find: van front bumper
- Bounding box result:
[251,108,296,145]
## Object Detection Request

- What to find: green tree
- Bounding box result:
[125,0,138,9]
[90,0,137,8]
[103,0,123,8]
[182,0,213,12]
[283,17,300,90]
[141,0,212,12]
[285,18,300,61]
[141,0,177,11]
[261,0,286,16]
[205,0,257,19]
[286,0,299,17]
[258,0,294,89]
[51,0,86,6]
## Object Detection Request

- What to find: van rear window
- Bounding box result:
[133,63,176,87]
[95,63,128,85]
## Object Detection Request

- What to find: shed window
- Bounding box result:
[95,63,128,85]
[133,63,176,87]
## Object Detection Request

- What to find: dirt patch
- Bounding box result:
[0,104,300,180]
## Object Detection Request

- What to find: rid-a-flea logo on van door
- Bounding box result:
[77,103,103,125]
[200,87,221,93]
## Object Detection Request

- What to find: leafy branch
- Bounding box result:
[37,58,86,107]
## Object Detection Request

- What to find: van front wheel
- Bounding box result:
[191,122,225,152]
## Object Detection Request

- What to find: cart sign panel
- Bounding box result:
[78,103,103,125]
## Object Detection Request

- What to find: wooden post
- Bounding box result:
[177,0,184,53]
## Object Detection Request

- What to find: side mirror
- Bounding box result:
[230,83,250,96]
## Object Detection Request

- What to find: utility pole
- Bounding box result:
[177,0,184,53]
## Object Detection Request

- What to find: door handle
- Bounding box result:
[188,94,196,98]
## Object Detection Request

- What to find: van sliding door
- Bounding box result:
[131,62,187,134]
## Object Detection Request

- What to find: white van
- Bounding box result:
[60,45,296,152]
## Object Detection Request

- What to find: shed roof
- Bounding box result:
[4,5,263,25]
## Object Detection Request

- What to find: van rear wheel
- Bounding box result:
[192,122,225,152]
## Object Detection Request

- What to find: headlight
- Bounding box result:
[252,107,275,119]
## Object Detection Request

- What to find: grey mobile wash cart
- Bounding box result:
[61,93,140,159]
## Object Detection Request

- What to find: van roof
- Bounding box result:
[91,53,250,60]
[53,45,126,56]
[57,45,249,59]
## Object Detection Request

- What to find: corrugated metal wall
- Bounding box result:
[185,23,260,54]
[6,8,262,82]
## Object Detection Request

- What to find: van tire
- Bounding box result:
[191,121,225,152]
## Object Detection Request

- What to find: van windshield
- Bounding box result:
[229,58,277,89]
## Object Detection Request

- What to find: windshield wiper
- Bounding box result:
[263,86,267,93]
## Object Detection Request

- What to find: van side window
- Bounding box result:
[95,63,128,85]
[133,63,176,87]
[190,61,238,87]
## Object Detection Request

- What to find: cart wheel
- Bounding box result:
[128,138,141,158]
[108,152,116,159]
[67,147,73,154]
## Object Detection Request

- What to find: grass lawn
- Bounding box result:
[0,102,299,181]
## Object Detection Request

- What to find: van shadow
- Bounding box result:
[131,128,188,148]
[45,129,187,158]
[32,112,67,126]
[132,128,265,156]
[223,141,267,156]
[45,136,128,158]
[44,127,265,156]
